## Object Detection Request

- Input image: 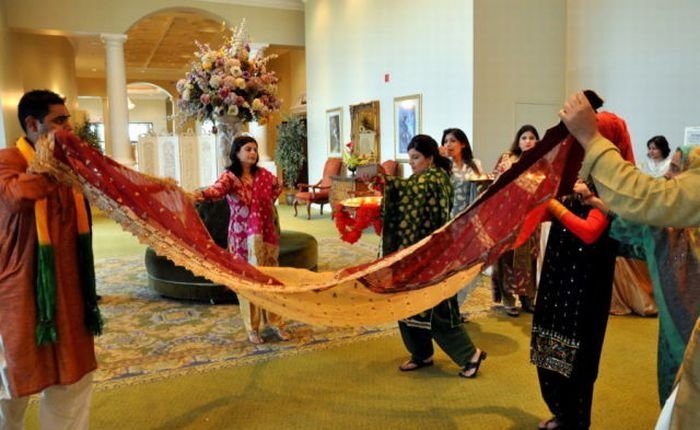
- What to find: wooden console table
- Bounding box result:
[330,176,369,215]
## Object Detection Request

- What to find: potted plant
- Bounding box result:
[75,121,104,153]
[274,115,306,204]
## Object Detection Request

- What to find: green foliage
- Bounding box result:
[274,115,306,188]
[75,122,104,153]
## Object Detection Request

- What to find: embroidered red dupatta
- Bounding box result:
[32,92,602,327]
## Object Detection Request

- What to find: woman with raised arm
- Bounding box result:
[194,135,289,345]
[532,179,617,430]
[381,134,486,378]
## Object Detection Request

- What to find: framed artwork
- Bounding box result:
[349,100,380,160]
[326,107,343,157]
[394,94,422,160]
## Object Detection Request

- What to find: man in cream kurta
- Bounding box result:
[559,91,700,430]
[0,90,97,430]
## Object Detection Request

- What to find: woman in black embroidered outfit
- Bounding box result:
[531,179,617,430]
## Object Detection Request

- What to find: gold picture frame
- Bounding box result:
[349,100,380,160]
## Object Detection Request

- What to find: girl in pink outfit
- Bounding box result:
[195,135,289,344]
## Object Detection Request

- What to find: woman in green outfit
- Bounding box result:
[603,145,700,404]
[380,134,486,378]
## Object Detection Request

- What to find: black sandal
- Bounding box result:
[399,358,434,372]
[537,417,560,430]
[459,350,487,378]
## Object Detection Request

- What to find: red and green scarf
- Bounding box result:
[16,137,103,345]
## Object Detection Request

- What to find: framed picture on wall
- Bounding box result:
[326,107,343,157]
[394,94,422,160]
[349,100,381,160]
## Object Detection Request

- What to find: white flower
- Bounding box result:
[176,20,280,126]
[209,75,222,89]
[251,98,264,110]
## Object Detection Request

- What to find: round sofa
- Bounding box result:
[144,199,318,303]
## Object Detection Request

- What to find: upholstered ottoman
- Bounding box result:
[144,199,318,303]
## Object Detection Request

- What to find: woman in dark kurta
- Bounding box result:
[531,180,617,430]
[381,134,486,378]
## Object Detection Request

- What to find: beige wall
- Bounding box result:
[3,0,304,46]
[0,1,23,147]
[17,33,79,110]
[474,0,566,169]
[567,0,700,160]
[305,0,474,179]
[287,49,306,111]
[266,47,307,164]
[0,32,79,147]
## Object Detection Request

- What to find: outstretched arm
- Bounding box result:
[547,199,609,245]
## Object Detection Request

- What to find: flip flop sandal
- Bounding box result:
[398,358,434,372]
[538,417,560,430]
[459,350,487,378]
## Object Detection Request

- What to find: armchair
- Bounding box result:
[293,157,343,219]
[347,160,400,198]
[381,159,399,176]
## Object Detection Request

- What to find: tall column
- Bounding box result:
[249,121,271,161]
[101,33,134,166]
[101,97,111,156]
[248,42,272,163]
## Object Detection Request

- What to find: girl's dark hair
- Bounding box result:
[509,124,540,156]
[227,135,259,176]
[441,127,481,175]
[408,134,451,174]
[647,135,671,159]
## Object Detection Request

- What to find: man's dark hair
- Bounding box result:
[17,90,66,133]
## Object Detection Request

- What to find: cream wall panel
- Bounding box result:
[0,2,24,147]
[16,34,79,114]
[305,0,474,179]
[129,99,170,136]
[473,0,566,169]
[567,0,700,161]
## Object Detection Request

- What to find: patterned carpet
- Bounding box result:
[94,238,493,390]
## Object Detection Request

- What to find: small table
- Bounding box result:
[335,196,383,243]
[330,176,369,215]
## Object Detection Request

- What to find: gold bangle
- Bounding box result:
[548,199,568,220]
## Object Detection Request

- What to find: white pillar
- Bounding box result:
[101,33,134,166]
[249,121,271,161]
[248,42,272,163]
[101,97,111,156]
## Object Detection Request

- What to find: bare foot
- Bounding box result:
[248,331,264,344]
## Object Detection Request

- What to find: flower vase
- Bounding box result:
[348,166,357,177]
[213,115,243,175]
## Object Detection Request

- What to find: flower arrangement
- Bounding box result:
[175,20,281,127]
[343,141,373,172]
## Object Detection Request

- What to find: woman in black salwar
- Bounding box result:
[380,134,486,378]
[531,180,617,430]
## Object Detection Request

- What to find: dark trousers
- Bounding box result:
[537,367,595,430]
[398,297,476,367]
